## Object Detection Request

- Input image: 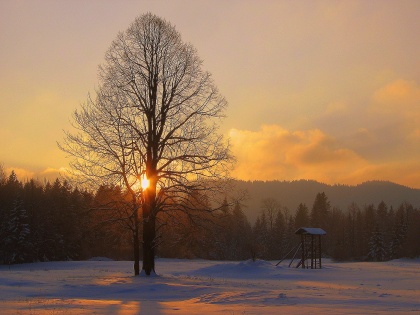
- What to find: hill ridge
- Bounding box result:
[233,179,420,223]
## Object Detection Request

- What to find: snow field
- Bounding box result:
[0,258,419,314]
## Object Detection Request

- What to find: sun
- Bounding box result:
[141,174,150,190]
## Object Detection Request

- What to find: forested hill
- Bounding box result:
[234,180,420,223]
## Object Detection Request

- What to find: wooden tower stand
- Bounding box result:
[295,227,326,269]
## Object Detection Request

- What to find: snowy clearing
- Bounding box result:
[0,258,419,314]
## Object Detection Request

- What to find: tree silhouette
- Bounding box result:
[60,13,232,275]
[368,226,387,261]
[310,192,330,228]
[294,203,310,229]
[4,198,31,264]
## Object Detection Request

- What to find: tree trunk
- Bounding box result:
[142,215,155,275]
[142,180,156,275]
[131,204,140,276]
[133,227,140,275]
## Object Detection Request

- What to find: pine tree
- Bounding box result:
[347,203,358,257]
[310,192,330,229]
[4,198,31,264]
[215,198,232,259]
[273,209,286,258]
[399,203,420,258]
[261,198,281,259]
[252,211,269,260]
[388,205,407,259]
[282,212,296,258]
[368,226,387,261]
[294,203,309,229]
[362,204,376,258]
[230,201,252,260]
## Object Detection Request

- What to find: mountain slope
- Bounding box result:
[233,180,420,223]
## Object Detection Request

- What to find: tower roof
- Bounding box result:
[295,227,327,235]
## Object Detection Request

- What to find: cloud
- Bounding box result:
[229,124,420,188]
[4,166,68,183]
[286,129,362,165]
[344,160,420,190]
[4,167,35,181]
[229,125,367,184]
[37,167,70,182]
[372,79,420,109]
[370,79,420,131]
[228,80,420,187]
[367,79,420,155]
[304,79,420,162]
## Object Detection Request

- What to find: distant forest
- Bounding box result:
[233,180,420,223]
[1,171,419,264]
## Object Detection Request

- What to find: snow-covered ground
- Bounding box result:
[0,258,419,314]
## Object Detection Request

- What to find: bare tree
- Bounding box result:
[59,13,232,275]
[261,198,281,231]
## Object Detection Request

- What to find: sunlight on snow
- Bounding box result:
[0,259,419,314]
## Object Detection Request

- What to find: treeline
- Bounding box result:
[1,170,419,264]
[0,171,253,264]
[233,179,420,223]
[0,172,92,263]
[250,193,420,262]
[0,171,142,264]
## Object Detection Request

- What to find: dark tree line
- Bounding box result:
[1,170,419,264]
[251,193,420,262]
[0,171,92,264]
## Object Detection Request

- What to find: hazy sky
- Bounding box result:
[1,0,420,188]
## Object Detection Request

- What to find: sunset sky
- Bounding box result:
[1,0,420,188]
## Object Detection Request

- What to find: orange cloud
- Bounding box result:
[344,160,420,190]
[229,125,367,184]
[373,79,420,106]
[4,166,68,183]
[37,167,70,182]
[285,129,362,165]
[368,79,420,155]
[229,125,420,188]
[372,79,420,123]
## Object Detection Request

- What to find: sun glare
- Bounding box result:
[141,174,150,190]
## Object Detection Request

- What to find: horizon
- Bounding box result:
[2,167,419,191]
[1,1,420,188]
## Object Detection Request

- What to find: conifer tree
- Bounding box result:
[230,201,252,260]
[273,209,286,258]
[368,226,387,261]
[294,203,309,229]
[310,192,330,229]
[4,198,31,264]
